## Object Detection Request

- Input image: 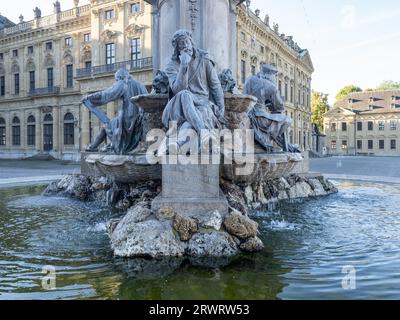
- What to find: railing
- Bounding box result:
[28,86,60,97]
[76,57,153,79]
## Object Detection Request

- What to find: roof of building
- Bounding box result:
[0,15,15,29]
[332,90,400,115]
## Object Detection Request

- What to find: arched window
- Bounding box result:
[64,113,75,145]
[12,116,21,146]
[44,114,53,123]
[27,115,36,146]
[0,117,6,146]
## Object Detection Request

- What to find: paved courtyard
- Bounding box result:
[0,159,81,188]
[310,156,400,183]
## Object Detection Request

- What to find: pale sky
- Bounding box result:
[1,0,400,105]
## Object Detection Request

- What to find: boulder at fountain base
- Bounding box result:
[107,202,262,258]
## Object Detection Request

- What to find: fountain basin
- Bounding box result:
[82,153,161,183]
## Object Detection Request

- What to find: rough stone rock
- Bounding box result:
[278,190,289,200]
[107,218,121,235]
[223,211,258,240]
[92,176,112,191]
[287,181,314,199]
[115,198,132,210]
[43,174,92,201]
[308,178,327,197]
[239,237,265,253]
[189,210,223,231]
[255,183,269,204]
[156,207,176,221]
[244,186,254,204]
[125,204,153,223]
[109,219,186,258]
[173,214,198,241]
[220,179,248,215]
[187,232,239,257]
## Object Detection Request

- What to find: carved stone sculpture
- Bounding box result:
[245,64,299,153]
[82,68,148,154]
[160,29,225,153]
[151,70,169,94]
[33,7,42,19]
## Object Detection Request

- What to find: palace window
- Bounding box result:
[368,121,373,131]
[12,49,18,57]
[66,64,73,88]
[14,74,20,95]
[251,65,256,76]
[12,117,21,146]
[0,53,3,60]
[0,76,5,96]
[357,140,362,150]
[27,115,35,146]
[106,43,116,65]
[85,61,92,69]
[379,140,385,150]
[64,113,75,145]
[285,83,288,99]
[105,9,115,20]
[241,60,246,84]
[260,46,265,54]
[131,38,142,62]
[27,46,34,54]
[29,71,35,93]
[0,117,5,146]
[241,32,246,41]
[331,140,337,150]
[341,140,348,150]
[391,140,396,150]
[368,140,373,149]
[290,85,293,103]
[47,68,54,89]
[390,121,397,131]
[65,37,72,47]
[84,33,91,43]
[378,121,385,131]
[131,2,141,13]
[46,42,53,51]
[341,122,347,131]
[278,80,282,96]
[357,121,362,131]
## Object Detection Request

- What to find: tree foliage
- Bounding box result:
[311,91,330,131]
[335,85,362,103]
[375,80,400,91]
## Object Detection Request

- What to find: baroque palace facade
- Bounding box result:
[0,0,313,161]
[323,91,400,156]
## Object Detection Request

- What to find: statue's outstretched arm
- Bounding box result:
[85,81,125,106]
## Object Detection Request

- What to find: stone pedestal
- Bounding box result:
[145,0,240,73]
[152,157,229,216]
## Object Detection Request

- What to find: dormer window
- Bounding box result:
[348,98,353,104]
[369,105,373,110]
[369,97,374,103]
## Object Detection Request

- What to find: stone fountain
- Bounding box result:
[46,0,337,262]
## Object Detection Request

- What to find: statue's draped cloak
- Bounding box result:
[162,50,225,133]
[87,78,148,154]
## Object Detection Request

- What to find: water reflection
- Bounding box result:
[0,181,400,299]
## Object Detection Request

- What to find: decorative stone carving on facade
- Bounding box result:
[125,23,146,37]
[63,50,74,65]
[81,45,92,62]
[188,0,199,33]
[25,58,36,72]
[250,55,258,64]
[11,62,20,74]
[241,49,248,58]
[44,54,55,67]
[100,29,119,42]
[41,107,53,114]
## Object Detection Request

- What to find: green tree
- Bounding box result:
[311,91,330,131]
[335,85,362,103]
[376,80,400,91]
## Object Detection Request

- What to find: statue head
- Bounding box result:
[219,69,237,94]
[171,29,196,62]
[115,68,130,82]
[258,64,278,83]
[152,70,169,94]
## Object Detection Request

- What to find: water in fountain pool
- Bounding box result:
[0,181,399,299]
